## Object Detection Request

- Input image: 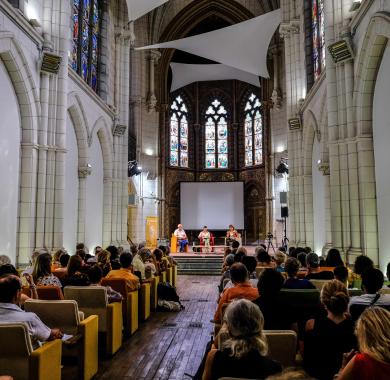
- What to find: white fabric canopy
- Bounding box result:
[126,0,169,21]
[170,63,260,92]
[137,9,281,78]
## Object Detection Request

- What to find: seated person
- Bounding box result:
[253,268,295,330]
[87,265,122,303]
[62,255,90,287]
[231,240,240,250]
[233,247,247,264]
[152,248,166,275]
[305,253,335,280]
[32,253,62,287]
[203,299,282,380]
[325,248,344,267]
[0,275,63,348]
[106,245,121,270]
[224,256,257,289]
[213,263,259,324]
[348,268,390,311]
[54,253,70,273]
[226,224,239,246]
[336,307,390,380]
[219,254,235,293]
[274,250,286,272]
[132,248,153,282]
[256,248,274,267]
[97,250,112,277]
[297,252,308,271]
[304,280,356,380]
[174,224,189,252]
[349,255,374,286]
[282,258,316,289]
[334,265,349,287]
[0,264,38,304]
[106,252,140,291]
[198,226,211,253]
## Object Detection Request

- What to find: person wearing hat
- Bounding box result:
[305,252,335,280]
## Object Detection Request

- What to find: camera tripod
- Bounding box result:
[266,234,276,254]
[281,216,289,251]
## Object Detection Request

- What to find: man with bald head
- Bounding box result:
[174,224,189,252]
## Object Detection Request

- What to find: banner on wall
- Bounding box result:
[146,216,159,248]
[126,0,169,21]
[170,63,260,92]
[137,9,281,78]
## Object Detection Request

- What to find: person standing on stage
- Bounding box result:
[198,226,211,253]
[226,224,239,246]
[174,224,189,252]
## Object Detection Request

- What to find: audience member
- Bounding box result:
[132,248,152,281]
[97,250,112,277]
[256,248,273,267]
[224,256,258,290]
[219,254,235,293]
[297,252,308,269]
[305,253,334,280]
[325,248,344,267]
[267,368,314,380]
[231,240,240,250]
[106,252,140,291]
[106,245,121,270]
[283,258,316,289]
[304,280,356,380]
[337,307,390,380]
[23,249,45,275]
[130,244,138,257]
[88,265,122,303]
[204,299,282,380]
[0,275,63,347]
[334,266,349,287]
[349,255,374,285]
[214,263,258,323]
[274,251,286,272]
[254,269,295,330]
[62,255,90,286]
[51,249,65,271]
[349,268,390,310]
[288,246,296,257]
[304,247,312,254]
[0,255,11,266]
[152,248,166,274]
[75,248,87,262]
[233,248,247,263]
[54,253,70,273]
[32,253,62,287]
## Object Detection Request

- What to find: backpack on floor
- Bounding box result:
[157,282,184,310]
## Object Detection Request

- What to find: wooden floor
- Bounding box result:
[95,275,219,380]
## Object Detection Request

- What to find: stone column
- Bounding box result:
[77,166,91,244]
[147,50,161,113]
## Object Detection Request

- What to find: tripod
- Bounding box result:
[281,216,289,251]
[266,234,276,254]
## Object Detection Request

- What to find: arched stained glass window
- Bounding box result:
[71,0,101,92]
[205,99,228,169]
[244,93,263,167]
[312,0,325,80]
[170,96,189,167]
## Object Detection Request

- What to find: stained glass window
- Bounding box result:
[71,0,101,92]
[312,0,325,80]
[170,96,189,168]
[205,99,228,169]
[244,93,263,167]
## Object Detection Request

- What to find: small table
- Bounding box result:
[191,245,229,254]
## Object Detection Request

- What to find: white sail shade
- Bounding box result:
[126,0,169,21]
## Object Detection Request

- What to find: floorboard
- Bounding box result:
[95,275,219,380]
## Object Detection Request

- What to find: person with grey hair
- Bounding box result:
[306,252,334,280]
[203,299,282,380]
[0,255,11,266]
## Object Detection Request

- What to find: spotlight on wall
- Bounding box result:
[41,52,62,75]
[288,117,302,131]
[328,39,354,63]
[128,160,142,177]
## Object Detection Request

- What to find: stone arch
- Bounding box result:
[0,32,40,263]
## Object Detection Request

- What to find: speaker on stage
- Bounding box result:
[281,206,289,218]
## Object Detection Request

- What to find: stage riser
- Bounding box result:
[174,256,223,275]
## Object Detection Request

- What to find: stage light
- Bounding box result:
[145,149,153,156]
[128,160,142,177]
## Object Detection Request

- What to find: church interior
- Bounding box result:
[1,0,390,379]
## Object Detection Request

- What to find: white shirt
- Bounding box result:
[132,254,146,280]
[349,293,390,308]
[174,229,187,240]
[0,303,51,348]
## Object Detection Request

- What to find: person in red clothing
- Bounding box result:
[213,262,258,323]
[337,307,390,380]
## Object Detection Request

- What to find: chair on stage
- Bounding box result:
[199,234,215,253]
[170,234,188,253]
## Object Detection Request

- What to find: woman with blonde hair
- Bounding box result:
[203,299,281,380]
[337,307,390,379]
[97,249,112,277]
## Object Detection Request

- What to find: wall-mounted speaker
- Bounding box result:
[281,206,289,218]
[279,192,287,204]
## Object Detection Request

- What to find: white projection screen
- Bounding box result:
[180,182,244,230]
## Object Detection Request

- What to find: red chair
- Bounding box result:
[200,233,215,253]
[36,286,64,300]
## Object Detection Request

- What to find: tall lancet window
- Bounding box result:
[71,0,101,92]
[205,99,228,169]
[312,0,325,80]
[244,93,263,167]
[170,95,189,167]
